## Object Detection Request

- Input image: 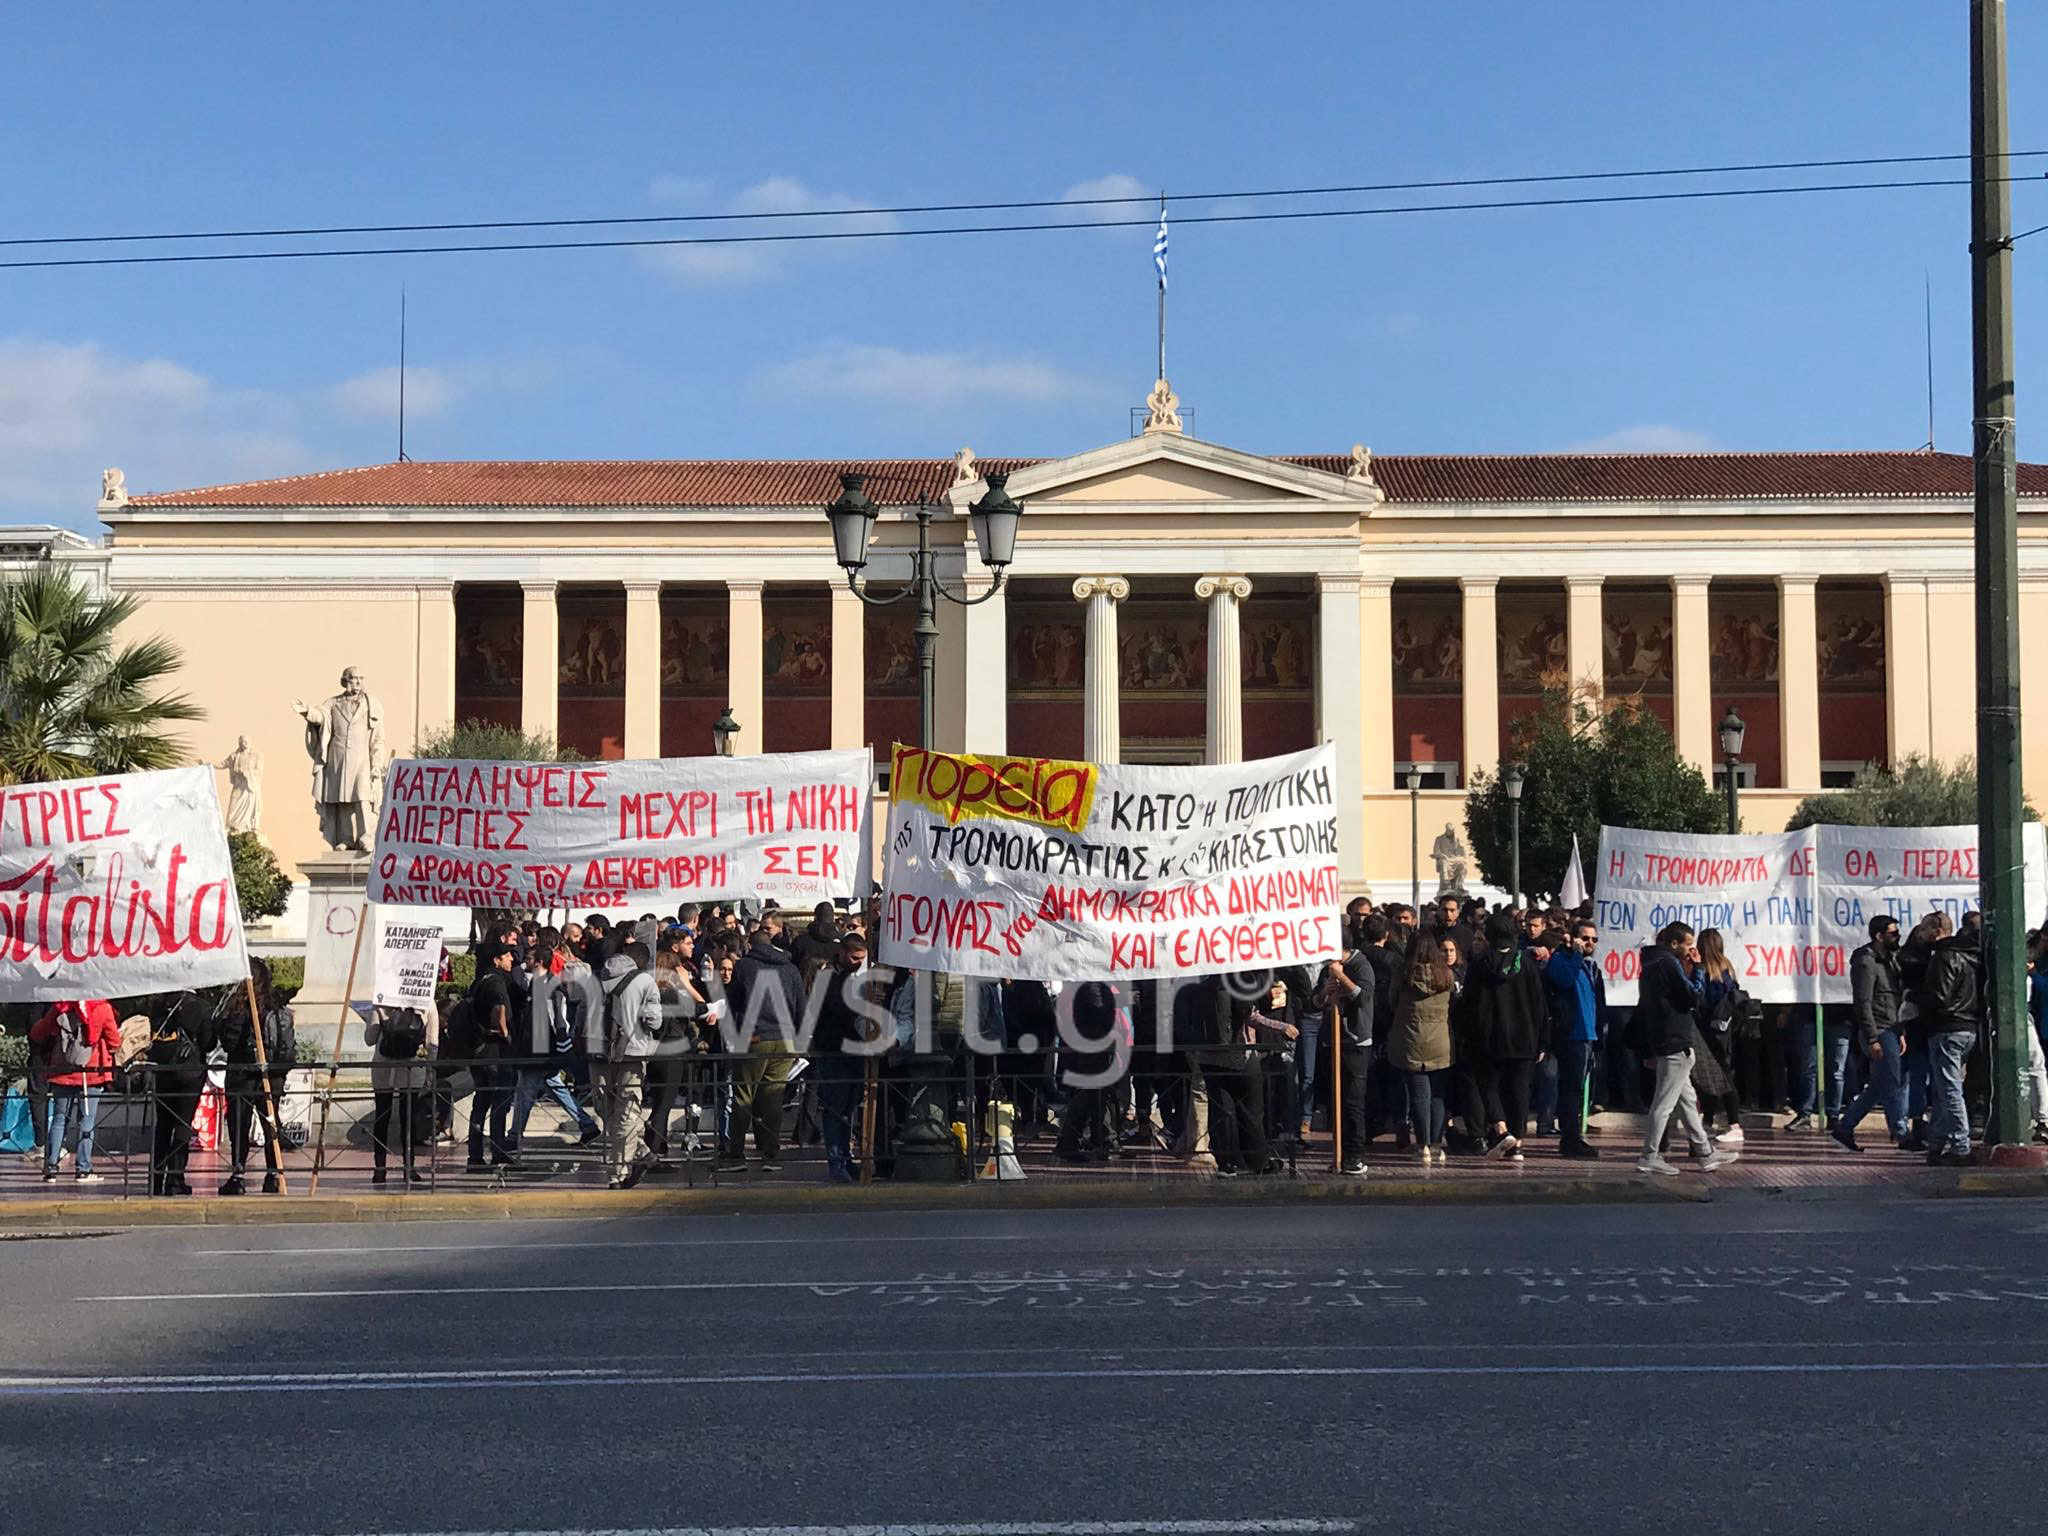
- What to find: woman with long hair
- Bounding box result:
[1690,929,1746,1144]
[1389,930,1457,1164]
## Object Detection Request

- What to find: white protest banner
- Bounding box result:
[368,749,871,910]
[0,766,249,1001]
[1594,826,1813,1005]
[1595,821,2048,1005]
[1815,822,2048,965]
[371,916,442,1009]
[878,741,1343,982]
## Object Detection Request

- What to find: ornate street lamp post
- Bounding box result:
[1718,705,1747,834]
[1504,761,1526,909]
[825,468,1024,1181]
[827,470,1021,750]
[1406,765,1424,909]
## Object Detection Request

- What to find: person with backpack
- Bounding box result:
[597,939,664,1188]
[218,959,295,1196]
[146,991,218,1196]
[365,999,436,1186]
[27,997,120,1185]
[508,939,601,1157]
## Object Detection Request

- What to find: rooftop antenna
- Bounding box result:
[1922,270,1936,453]
[397,286,410,463]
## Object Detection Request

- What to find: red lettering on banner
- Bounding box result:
[1742,943,1847,980]
[0,843,234,967]
[1903,847,1976,881]
[761,844,843,880]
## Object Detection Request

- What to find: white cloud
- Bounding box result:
[637,175,896,285]
[751,344,1099,409]
[1564,424,1717,454]
[331,364,455,422]
[0,339,308,518]
[1061,172,1149,207]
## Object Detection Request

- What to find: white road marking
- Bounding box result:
[280,1524,1358,1536]
[81,1278,1042,1302]
[1,1361,2043,1397]
[189,1236,1038,1257]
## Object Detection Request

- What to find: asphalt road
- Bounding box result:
[6,1197,2048,1535]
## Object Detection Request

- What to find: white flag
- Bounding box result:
[1559,834,1588,910]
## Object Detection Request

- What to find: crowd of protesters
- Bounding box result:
[14,889,2048,1193]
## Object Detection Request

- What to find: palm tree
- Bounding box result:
[0,562,201,784]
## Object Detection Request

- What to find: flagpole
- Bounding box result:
[1155,191,1167,382]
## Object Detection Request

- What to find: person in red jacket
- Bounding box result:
[28,999,121,1184]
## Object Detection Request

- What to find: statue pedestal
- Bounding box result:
[294,853,380,1061]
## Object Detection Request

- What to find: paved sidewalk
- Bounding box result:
[5,1111,2040,1221]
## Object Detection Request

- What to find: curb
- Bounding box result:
[0,1173,1712,1228]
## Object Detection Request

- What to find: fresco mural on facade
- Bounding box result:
[659,597,727,695]
[1390,589,1462,695]
[1007,599,1312,697]
[1818,586,1885,692]
[1604,588,1675,695]
[763,604,832,695]
[559,606,625,695]
[1497,588,1567,694]
[865,609,919,697]
[456,599,522,696]
[1711,590,1781,686]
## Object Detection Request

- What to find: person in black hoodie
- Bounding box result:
[720,913,805,1172]
[1355,914,1408,1147]
[1634,921,1740,1176]
[147,991,218,1197]
[1458,911,1546,1160]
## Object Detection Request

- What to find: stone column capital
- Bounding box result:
[519,578,558,597]
[1564,574,1605,594]
[1073,575,1131,604]
[1195,573,1253,603]
[1458,575,1499,596]
[1670,574,1713,597]
[725,579,766,598]
[622,579,663,598]
[1775,572,1820,594]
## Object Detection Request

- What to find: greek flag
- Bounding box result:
[1153,201,1168,291]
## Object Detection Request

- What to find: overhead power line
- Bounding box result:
[0,175,2032,272]
[1,150,2040,251]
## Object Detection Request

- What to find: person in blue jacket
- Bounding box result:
[1543,918,1604,1160]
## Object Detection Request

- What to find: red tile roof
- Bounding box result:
[123,450,2046,509]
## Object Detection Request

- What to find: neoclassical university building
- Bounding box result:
[18,388,2048,901]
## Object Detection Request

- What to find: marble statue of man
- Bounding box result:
[292,668,385,853]
[1431,823,1470,897]
[218,735,263,836]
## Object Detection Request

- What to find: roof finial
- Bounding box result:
[98,468,128,511]
[951,446,978,486]
[1143,378,1182,435]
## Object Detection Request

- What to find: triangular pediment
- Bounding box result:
[949,433,1360,509]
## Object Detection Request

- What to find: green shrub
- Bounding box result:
[0,1032,28,1088]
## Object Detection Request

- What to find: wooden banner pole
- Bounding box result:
[242,975,289,1195]
[308,921,368,1195]
[1327,1002,1342,1172]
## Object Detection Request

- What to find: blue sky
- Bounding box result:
[4,1,2042,529]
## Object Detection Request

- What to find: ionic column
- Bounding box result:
[415,582,456,743]
[520,579,558,740]
[1565,575,1604,699]
[623,580,662,758]
[1197,574,1252,765]
[725,580,765,756]
[960,571,1008,755]
[1882,572,1933,765]
[1778,574,1821,789]
[1072,576,1129,763]
[1358,577,1395,792]
[1459,576,1499,785]
[1671,575,1713,772]
[829,586,865,750]
[1316,572,1365,887]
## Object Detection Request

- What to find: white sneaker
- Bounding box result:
[1718,1124,1745,1145]
[1635,1154,1681,1176]
[1699,1147,1741,1172]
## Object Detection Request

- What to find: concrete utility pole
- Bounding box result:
[1969,0,2031,1157]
